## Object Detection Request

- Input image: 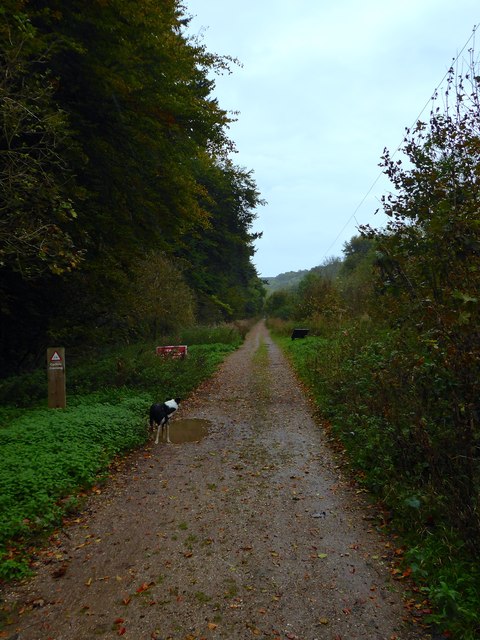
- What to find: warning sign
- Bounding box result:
[156,345,188,359]
[49,350,63,371]
[47,347,66,409]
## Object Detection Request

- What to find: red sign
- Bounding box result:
[156,345,188,359]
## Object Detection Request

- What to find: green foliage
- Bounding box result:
[0,338,238,408]
[0,390,148,578]
[124,253,197,338]
[294,271,342,326]
[337,236,376,316]
[276,323,480,638]
[0,369,47,409]
[0,4,84,278]
[264,290,296,320]
[360,63,480,546]
[0,1,264,376]
[407,534,480,639]
[178,160,265,322]
[178,322,245,345]
[0,327,240,579]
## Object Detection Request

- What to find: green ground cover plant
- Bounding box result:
[0,391,148,580]
[0,323,247,580]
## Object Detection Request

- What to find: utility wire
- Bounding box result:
[321,23,479,261]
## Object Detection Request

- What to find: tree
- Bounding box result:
[0,4,84,278]
[125,253,196,338]
[361,60,480,541]
[264,290,296,320]
[294,271,341,322]
[0,1,265,373]
[338,235,375,315]
[177,159,265,320]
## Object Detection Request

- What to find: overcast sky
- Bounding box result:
[185,1,479,277]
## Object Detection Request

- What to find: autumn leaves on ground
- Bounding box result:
[0,322,427,640]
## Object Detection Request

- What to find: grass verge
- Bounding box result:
[0,323,249,581]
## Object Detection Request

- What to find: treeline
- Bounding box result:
[267,64,480,637]
[0,0,265,376]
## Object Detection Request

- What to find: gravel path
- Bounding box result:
[1,321,427,640]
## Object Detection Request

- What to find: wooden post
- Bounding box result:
[47,347,66,408]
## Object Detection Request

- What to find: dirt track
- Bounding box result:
[1,321,427,640]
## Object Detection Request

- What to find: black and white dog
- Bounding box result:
[149,398,180,444]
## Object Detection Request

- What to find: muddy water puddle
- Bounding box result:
[168,418,210,443]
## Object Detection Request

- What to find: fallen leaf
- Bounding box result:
[136,582,151,593]
[207,622,217,630]
[52,564,68,578]
[118,627,126,636]
[85,577,93,586]
[32,598,46,608]
[122,597,131,606]
[319,617,329,625]
[115,618,125,624]
[317,553,328,559]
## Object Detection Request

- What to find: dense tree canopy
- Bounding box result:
[0,0,265,374]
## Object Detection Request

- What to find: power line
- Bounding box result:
[321,23,479,261]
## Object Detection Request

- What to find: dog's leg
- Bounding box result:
[154,421,161,445]
[166,417,172,444]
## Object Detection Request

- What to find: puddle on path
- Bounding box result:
[168,418,210,444]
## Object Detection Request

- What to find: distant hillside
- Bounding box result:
[263,258,342,294]
[262,269,310,293]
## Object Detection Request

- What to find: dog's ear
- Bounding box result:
[175,397,181,403]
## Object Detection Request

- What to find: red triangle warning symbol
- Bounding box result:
[50,351,62,362]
